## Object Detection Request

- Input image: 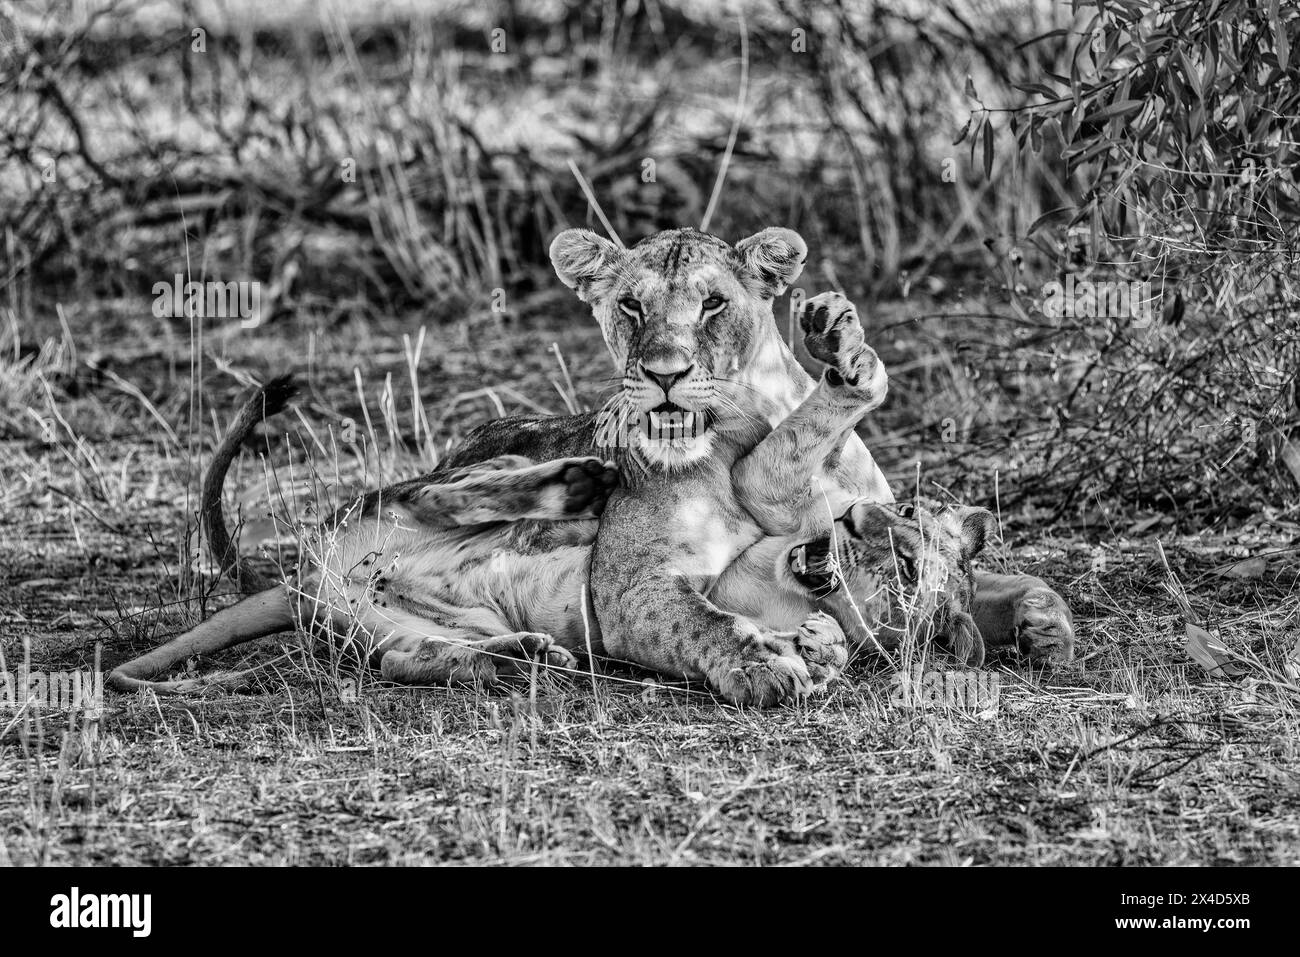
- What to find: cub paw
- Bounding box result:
[794,612,848,688]
[380,637,500,686]
[1013,586,1075,665]
[482,632,578,673]
[552,457,619,516]
[799,292,884,398]
[713,632,814,707]
[939,609,986,669]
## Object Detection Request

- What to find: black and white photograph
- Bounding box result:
[0,0,1295,888]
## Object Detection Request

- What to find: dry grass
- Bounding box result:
[2,301,1298,866]
[2,0,1298,866]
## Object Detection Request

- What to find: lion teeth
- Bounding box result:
[646,410,697,436]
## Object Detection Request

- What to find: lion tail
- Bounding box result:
[201,374,298,593]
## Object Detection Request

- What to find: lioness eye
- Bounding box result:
[897,556,918,583]
[702,295,726,312]
[618,297,641,317]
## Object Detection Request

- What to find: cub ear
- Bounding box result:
[944,506,998,563]
[734,227,807,297]
[549,228,623,302]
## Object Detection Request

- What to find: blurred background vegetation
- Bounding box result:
[2,0,1297,532]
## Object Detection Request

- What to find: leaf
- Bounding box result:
[1177,47,1201,96]
[964,75,977,100]
[1014,81,1062,99]
[1213,557,1267,580]
[1016,28,1069,51]
[1164,291,1185,326]
[1026,204,1075,235]
[982,120,994,178]
[1062,132,1100,158]
[1127,514,1164,535]
[1272,0,1290,71]
[1185,623,1250,678]
[1285,632,1300,684]
[1072,136,1113,167]
[1280,437,1300,486]
[1082,99,1145,124]
[952,115,972,146]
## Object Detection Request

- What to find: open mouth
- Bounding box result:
[788,540,842,594]
[640,402,711,442]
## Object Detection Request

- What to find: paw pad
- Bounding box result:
[562,458,619,514]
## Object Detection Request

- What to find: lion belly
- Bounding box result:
[314,505,593,648]
[810,433,893,520]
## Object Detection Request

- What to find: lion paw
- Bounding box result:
[482,632,578,672]
[794,612,848,688]
[550,457,619,517]
[713,633,814,707]
[799,292,883,397]
[1012,586,1075,665]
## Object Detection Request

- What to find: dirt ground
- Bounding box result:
[2,300,1297,866]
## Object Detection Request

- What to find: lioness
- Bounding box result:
[538,226,1073,704]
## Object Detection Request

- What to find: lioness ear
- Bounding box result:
[550,228,623,302]
[734,227,807,297]
[947,506,998,563]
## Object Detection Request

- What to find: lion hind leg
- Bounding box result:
[107,586,299,693]
[407,457,618,526]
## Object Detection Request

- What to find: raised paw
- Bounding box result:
[712,632,814,707]
[552,457,619,516]
[799,292,885,398]
[1013,586,1075,665]
[793,612,848,689]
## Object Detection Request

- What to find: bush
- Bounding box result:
[960,0,1300,521]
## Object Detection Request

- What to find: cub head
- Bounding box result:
[549,226,807,471]
[788,498,997,667]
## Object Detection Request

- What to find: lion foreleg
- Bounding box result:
[732,293,888,536]
[971,570,1075,665]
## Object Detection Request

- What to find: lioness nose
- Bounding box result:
[640,361,693,397]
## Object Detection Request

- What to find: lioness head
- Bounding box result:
[550,226,807,470]
[788,498,997,667]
